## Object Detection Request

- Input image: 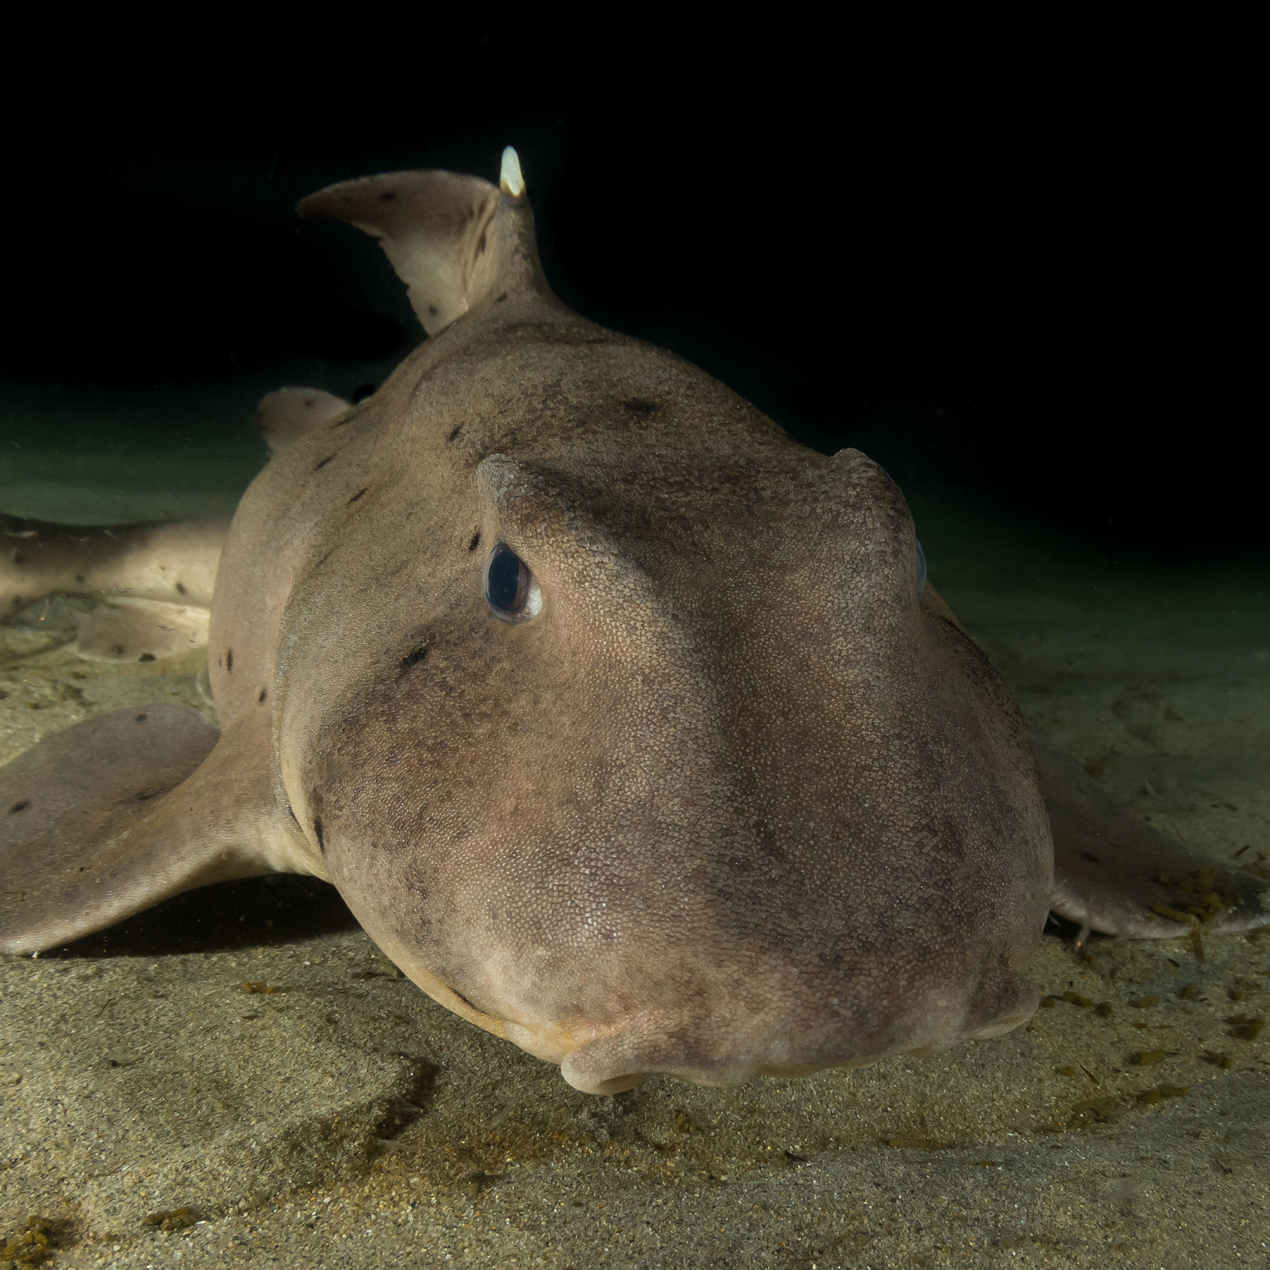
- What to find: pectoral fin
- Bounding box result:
[0,704,314,953]
[1034,733,1270,937]
[1,513,227,618]
[74,598,210,661]
[255,387,351,455]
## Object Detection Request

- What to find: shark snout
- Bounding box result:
[559,1026,785,1095]
[508,950,1043,1096]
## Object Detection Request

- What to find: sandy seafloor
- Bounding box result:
[1,382,1267,1270]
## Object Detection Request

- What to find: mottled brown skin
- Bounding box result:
[10,159,1257,1096]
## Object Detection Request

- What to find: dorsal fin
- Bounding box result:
[299,146,550,336]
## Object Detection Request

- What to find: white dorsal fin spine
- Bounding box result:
[500,146,525,198]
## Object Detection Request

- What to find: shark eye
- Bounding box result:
[483,542,543,622]
[916,539,927,596]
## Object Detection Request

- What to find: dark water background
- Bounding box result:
[0,21,1257,552]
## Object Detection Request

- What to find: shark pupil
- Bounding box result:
[483,543,531,616]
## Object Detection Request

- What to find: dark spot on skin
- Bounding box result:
[313,816,325,855]
[624,398,658,415]
[175,582,186,595]
[138,653,156,663]
[496,292,508,303]
[314,454,336,471]
[1083,852,1100,863]
[379,191,397,202]
[75,574,85,584]
[9,800,30,813]
[399,645,429,672]
[347,488,368,505]
[11,551,23,565]
[258,687,268,704]
[428,305,439,317]
[111,644,124,656]
[447,423,463,444]
[134,713,148,723]
[226,650,233,673]
[758,837,787,863]
[352,383,376,402]
[468,531,481,552]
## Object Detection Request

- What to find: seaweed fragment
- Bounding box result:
[1136,1084,1188,1106]
[1224,1014,1264,1041]
[0,1217,57,1266]
[1066,1096,1121,1128]
[1153,867,1234,922]
[143,1207,196,1232]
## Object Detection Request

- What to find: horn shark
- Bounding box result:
[2,148,1266,1094]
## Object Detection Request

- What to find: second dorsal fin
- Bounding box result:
[299,147,549,336]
